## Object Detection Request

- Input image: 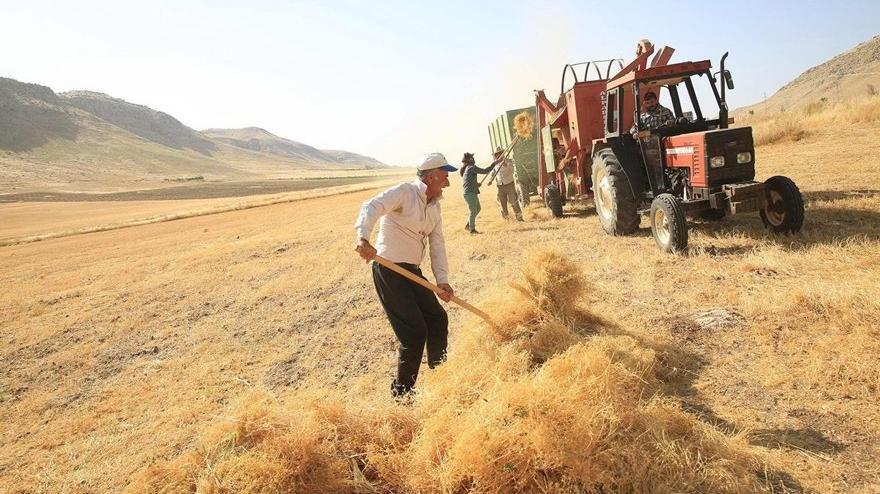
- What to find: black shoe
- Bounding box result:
[464,223,472,232]
[470,229,481,235]
[516,217,525,222]
[391,380,413,399]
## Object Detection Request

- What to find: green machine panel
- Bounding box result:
[487,106,539,193]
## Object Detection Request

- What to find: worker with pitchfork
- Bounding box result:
[492,147,524,222]
[460,152,495,234]
[354,153,456,398]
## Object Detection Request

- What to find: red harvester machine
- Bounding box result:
[535,40,804,252]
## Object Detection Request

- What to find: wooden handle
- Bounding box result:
[479,135,520,186]
[373,256,495,325]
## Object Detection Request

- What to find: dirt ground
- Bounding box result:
[0,176,408,245]
[1,122,879,493]
[0,176,393,202]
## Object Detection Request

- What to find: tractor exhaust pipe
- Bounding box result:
[720,52,729,102]
[719,52,730,128]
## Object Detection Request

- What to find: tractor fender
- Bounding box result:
[590,140,610,158]
[592,141,648,205]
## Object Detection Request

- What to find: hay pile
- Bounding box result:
[128,250,765,494]
[513,111,535,139]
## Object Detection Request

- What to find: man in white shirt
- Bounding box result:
[493,147,524,222]
[354,152,456,398]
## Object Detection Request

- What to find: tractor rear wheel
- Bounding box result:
[650,194,688,253]
[592,150,639,235]
[544,183,563,218]
[760,175,804,233]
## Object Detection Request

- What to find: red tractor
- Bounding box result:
[535,40,804,252]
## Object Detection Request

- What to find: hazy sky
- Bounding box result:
[2,0,878,166]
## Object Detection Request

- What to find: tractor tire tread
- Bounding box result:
[651,193,689,253]
[545,183,564,218]
[760,175,805,233]
[593,149,639,235]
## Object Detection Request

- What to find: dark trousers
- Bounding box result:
[372,261,448,396]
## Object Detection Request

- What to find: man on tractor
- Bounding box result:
[631,90,675,133]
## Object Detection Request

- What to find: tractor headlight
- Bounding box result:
[710,156,726,168]
[737,151,752,164]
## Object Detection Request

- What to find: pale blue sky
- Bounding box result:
[2,0,877,166]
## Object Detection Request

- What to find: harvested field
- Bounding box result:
[0,176,396,203]
[1,118,879,492]
[0,176,408,245]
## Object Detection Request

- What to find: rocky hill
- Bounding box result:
[0,78,387,191]
[0,77,79,153]
[62,91,217,155]
[738,35,880,116]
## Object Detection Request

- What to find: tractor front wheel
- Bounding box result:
[592,150,639,235]
[760,176,804,233]
[650,194,689,253]
[544,183,563,218]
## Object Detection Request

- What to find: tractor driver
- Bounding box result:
[631,91,675,134]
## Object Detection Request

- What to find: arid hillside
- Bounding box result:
[738,35,880,117]
[731,35,880,150]
[0,78,387,193]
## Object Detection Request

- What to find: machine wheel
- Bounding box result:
[699,208,726,221]
[592,150,639,235]
[544,183,564,218]
[650,194,689,253]
[760,175,804,233]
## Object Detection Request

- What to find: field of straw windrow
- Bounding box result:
[1,106,879,493]
[0,171,411,247]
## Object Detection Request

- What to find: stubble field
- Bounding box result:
[1,116,879,492]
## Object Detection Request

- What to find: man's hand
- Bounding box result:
[437,283,454,302]
[355,238,377,262]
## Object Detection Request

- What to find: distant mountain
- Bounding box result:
[202,127,326,161]
[0,77,388,191]
[320,149,387,169]
[203,127,387,169]
[738,35,880,116]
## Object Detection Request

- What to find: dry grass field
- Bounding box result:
[1,109,879,492]
[0,171,410,246]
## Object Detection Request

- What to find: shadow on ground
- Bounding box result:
[803,189,880,203]
[750,427,845,454]
[687,192,880,255]
[644,314,821,493]
[567,307,814,492]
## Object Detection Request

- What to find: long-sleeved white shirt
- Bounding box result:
[354,180,449,284]
[494,158,517,186]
